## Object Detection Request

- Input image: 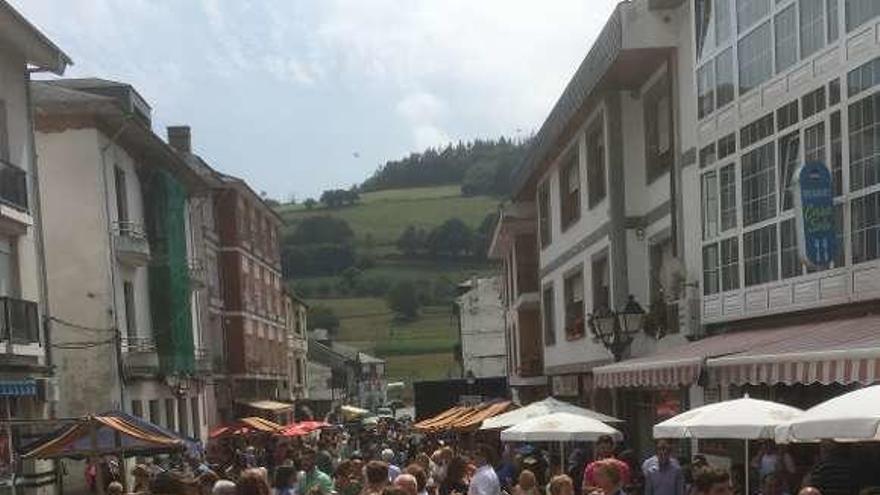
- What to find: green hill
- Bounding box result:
[278,185,500,388]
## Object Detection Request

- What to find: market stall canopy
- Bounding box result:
[776,384,880,442]
[481,397,621,430]
[414,400,512,433]
[500,412,622,442]
[22,412,187,459]
[654,396,803,439]
[209,417,284,438]
[236,400,294,414]
[280,421,330,437]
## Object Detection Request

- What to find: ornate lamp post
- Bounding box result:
[587,295,646,361]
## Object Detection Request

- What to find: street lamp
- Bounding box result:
[587,295,646,361]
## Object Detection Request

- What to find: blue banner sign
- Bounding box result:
[793,161,837,268]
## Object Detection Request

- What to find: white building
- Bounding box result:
[33,79,211,448]
[455,277,507,379]
[0,2,70,493]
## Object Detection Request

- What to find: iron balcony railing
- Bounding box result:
[112,221,148,240]
[0,160,28,211]
[120,336,156,353]
[0,297,39,344]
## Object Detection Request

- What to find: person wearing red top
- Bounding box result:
[582,437,630,495]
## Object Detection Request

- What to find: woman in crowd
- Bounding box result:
[513,470,540,495]
[238,468,272,495]
[549,476,576,495]
[439,457,469,495]
[585,459,628,495]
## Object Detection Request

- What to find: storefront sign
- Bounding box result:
[794,161,837,268]
[552,375,579,397]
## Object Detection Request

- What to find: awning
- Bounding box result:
[593,314,880,389]
[236,400,294,413]
[708,315,880,386]
[413,400,512,433]
[0,380,36,397]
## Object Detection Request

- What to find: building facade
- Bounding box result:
[285,292,309,402]
[455,277,507,379]
[0,2,70,493]
[34,79,212,449]
[212,176,289,422]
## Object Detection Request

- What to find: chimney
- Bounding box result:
[167,126,191,153]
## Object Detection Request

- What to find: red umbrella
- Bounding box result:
[279,424,309,437]
[297,421,330,432]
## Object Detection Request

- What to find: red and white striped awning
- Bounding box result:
[594,314,880,389]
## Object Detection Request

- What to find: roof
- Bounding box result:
[413,400,512,433]
[215,171,284,223]
[32,80,208,194]
[0,1,71,74]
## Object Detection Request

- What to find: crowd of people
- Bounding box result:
[94,421,877,495]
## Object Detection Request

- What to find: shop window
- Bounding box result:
[775,5,798,73]
[744,224,779,286]
[742,142,777,226]
[563,270,585,341]
[738,21,773,95]
[703,244,720,295]
[721,237,740,291]
[542,285,556,347]
[852,190,880,263]
[587,122,606,208]
[849,92,880,191]
[702,171,720,240]
[559,151,581,230]
[538,181,552,248]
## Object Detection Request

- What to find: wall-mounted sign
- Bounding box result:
[794,161,837,268]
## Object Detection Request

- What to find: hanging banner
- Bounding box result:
[793,161,837,268]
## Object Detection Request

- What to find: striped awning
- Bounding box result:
[594,314,880,389]
[414,400,512,433]
[0,380,36,397]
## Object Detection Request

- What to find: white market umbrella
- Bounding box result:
[654,396,803,493]
[481,397,621,430]
[776,385,880,443]
[500,412,622,443]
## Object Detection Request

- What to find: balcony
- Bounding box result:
[121,336,159,378]
[113,221,150,266]
[188,258,207,290]
[0,297,39,344]
[0,160,27,212]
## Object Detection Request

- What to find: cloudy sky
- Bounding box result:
[13,0,618,200]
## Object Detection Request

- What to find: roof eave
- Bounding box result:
[0,2,72,75]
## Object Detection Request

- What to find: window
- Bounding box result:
[777,100,799,131]
[717,48,736,108]
[696,0,714,61]
[834,203,846,267]
[849,92,880,191]
[804,121,826,163]
[720,164,738,230]
[741,112,775,149]
[592,257,610,311]
[178,398,189,437]
[721,237,741,290]
[164,398,176,430]
[702,171,720,239]
[742,142,777,225]
[560,151,581,230]
[719,133,738,159]
[587,123,606,207]
[738,21,773,95]
[717,0,733,43]
[852,190,880,263]
[698,63,716,119]
[131,400,143,419]
[802,86,827,118]
[123,281,137,340]
[295,358,304,384]
[829,78,841,105]
[541,285,556,346]
[831,111,843,196]
[148,400,160,425]
[800,0,826,59]
[703,244,720,295]
[828,0,840,42]
[0,100,8,161]
[538,181,551,247]
[737,0,771,31]
[646,76,673,181]
[845,0,880,32]
[744,224,779,286]
[191,397,200,440]
[114,167,129,224]
[779,131,800,211]
[700,143,717,169]
[775,5,798,73]
[0,237,15,297]
[847,56,880,98]
[563,270,585,341]
[781,218,802,278]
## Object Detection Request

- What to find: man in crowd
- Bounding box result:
[642,439,684,495]
[692,467,732,495]
[384,449,403,481]
[395,474,419,495]
[363,461,391,495]
[297,447,334,495]
[469,445,501,495]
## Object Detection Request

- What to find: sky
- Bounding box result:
[13,0,618,201]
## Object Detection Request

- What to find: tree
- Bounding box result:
[340,266,363,290]
[427,218,474,257]
[387,280,421,320]
[397,226,424,256]
[308,305,340,335]
[304,198,317,210]
[472,212,499,260]
[287,216,354,245]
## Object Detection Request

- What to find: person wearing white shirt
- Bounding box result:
[468,446,501,495]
